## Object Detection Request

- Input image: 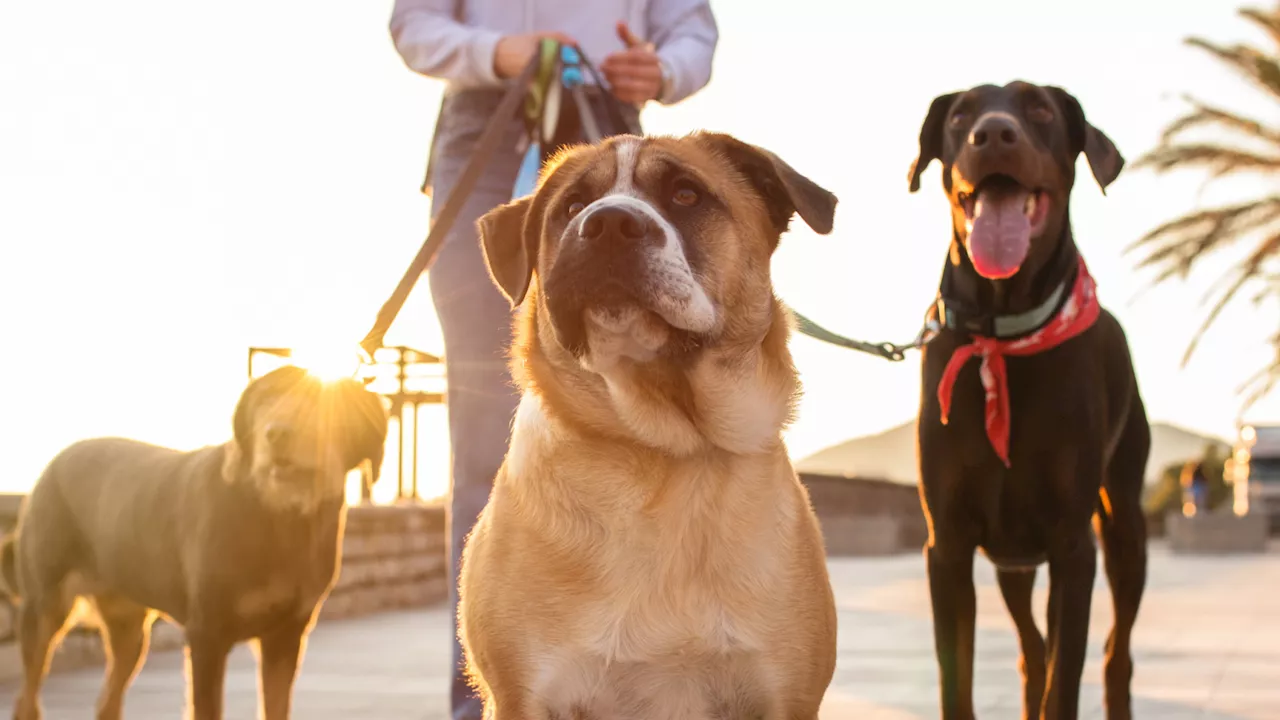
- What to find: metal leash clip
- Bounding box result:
[791,308,940,362]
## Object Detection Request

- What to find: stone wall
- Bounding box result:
[321,504,449,620]
[1167,510,1269,554]
[0,495,447,681]
[0,474,933,678]
[799,474,928,556]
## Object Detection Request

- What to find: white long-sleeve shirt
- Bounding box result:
[389,0,718,105]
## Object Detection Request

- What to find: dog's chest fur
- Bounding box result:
[202,494,344,633]
[504,396,792,718]
[526,514,783,720]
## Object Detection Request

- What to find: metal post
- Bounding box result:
[411,403,420,500]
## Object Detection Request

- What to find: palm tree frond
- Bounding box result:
[1187,37,1280,99]
[1181,231,1280,367]
[1130,143,1280,177]
[1237,326,1280,412]
[1239,7,1280,53]
[1158,95,1280,148]
[1238,362,1278,414]
[1125,198,1280,268]
[1136,5,1280,406]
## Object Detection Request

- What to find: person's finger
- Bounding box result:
[603,70,661,97]
[599,51,660,72]
[607,48,658,63]
[616,21,645,48]
[609,78,659,101]
[604,63,661,81]
[540,31,578,46]
[611,88,643,104]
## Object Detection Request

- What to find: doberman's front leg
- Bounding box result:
[1041,533,1097,720]
[927,543,978,720]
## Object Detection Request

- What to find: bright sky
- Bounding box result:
[2,0,1277,499]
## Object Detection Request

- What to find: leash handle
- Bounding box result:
[575,46,643,137]
[560,45,603,143]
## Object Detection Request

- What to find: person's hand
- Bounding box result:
[601,22,664,105]
[494,32,576,79]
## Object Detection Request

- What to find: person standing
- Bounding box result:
[387,3,718,718]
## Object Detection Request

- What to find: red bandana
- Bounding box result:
[936,256,1101,467]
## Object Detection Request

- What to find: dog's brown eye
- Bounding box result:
[950,111,967,127]
[1028,105,1053,124]
[672,183,700,207]
[566,201,585,218]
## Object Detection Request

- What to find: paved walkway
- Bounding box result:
[1,543,1277,719]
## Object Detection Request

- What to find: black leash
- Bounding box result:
[360,44,636,359]
[359,44,932,366]
[360,55,541,358]
[790,309,940,361]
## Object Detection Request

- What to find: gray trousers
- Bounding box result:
[428,89,524,720]
[427,88,639,720]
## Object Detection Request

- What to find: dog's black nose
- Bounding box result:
[969,115,1021,149]
[580,205,649,242]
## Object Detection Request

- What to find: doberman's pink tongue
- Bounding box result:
[966,186,1031,280]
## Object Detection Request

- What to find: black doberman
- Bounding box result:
[907,82,1150,720]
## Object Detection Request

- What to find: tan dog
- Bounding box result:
[2,366,388,720]
[460,133,840,719]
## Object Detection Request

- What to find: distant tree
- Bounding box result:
[1142,444,1233,522]
[1129,4,1280,409]
[1142,460,1189,520]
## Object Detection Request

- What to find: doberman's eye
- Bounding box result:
[949,111,967,127]
[1028,105,1054,124]
[671,180,701,208]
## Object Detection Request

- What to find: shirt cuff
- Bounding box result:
[657,58,674,103]
[469,27,504,87]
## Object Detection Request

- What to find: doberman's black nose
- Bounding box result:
[580,205,650,243]
[968,115,1021,149]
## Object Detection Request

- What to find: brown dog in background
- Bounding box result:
[908,82,1149,720]
[2,365,388,720]
[460,133,840,719]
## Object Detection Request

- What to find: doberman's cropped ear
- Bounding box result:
[699,132,838,238]
[908,92,960,193]
[477,195,539,307]
[1046,86,1125,193]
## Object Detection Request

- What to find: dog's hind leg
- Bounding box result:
[1096,409,1150,720]
[996,569,1045,720]
[12,594,74,720]
[92,593,153,720]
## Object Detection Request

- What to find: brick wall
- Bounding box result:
[798,474,929,556]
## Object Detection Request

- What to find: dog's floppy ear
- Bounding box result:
[226,365,310,477]
[700,133,837,238]
[477,195,539,307]
[230,377,260,461]
[336,384,389,478]
[1046,86,1125,193]
[908,92,960,193]
[225,372,267,480]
